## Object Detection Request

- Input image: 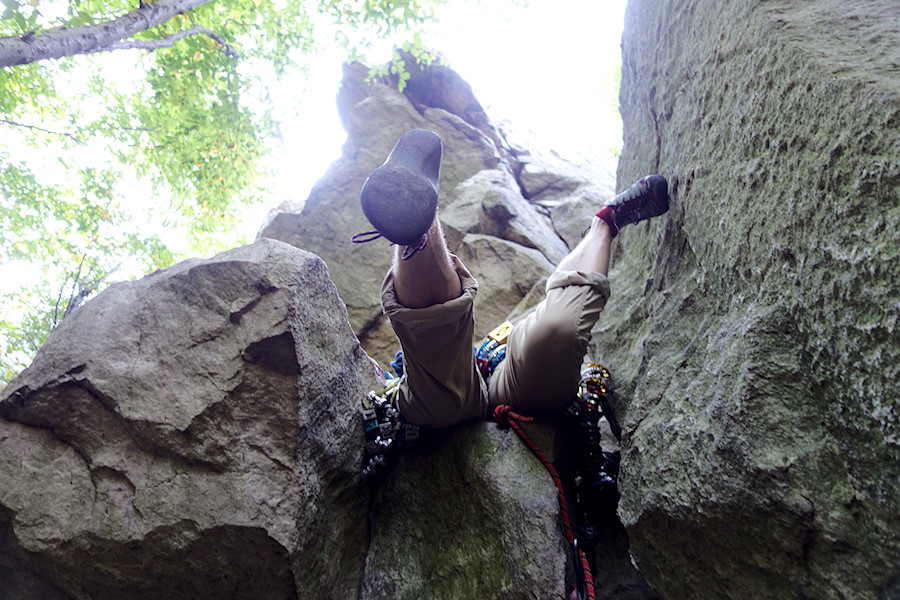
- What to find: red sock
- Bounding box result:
[595,206,619,237]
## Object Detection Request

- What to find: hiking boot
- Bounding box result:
[596,174,669,237]
[357,129,442,247]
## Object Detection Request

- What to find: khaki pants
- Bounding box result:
[381,255,610,428]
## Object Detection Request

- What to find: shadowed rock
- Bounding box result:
[604,1,900,598]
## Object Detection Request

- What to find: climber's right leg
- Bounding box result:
[491,175,670,415]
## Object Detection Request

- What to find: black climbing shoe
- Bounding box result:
[596,174,669,237]
[356,129,442,248]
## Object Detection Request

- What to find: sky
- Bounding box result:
[0,0,628,380]
[252,0,628,236]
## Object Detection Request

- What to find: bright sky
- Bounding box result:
[0,0,627,292]
[253,0,627,236]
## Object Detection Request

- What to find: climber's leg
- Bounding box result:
[381,249,489,428]
[362,129,488,428]
[384,218,488,428]
[392,218,462,308]
[490,174,670,414]
[489,219,612,415]
[557,216,613,276]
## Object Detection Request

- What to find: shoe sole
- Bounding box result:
[361,166,439,245]
[360,129,442,246]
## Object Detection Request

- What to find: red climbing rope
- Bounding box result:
[493,404,596,600]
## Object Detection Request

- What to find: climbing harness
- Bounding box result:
[495,364,620,600]
[359,317,513,481]
[475,320,513,382]
[360,375,420,480]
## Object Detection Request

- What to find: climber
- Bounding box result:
[354,128,669,428]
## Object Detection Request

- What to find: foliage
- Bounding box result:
[0,0,448,388]
[366,38,444,92]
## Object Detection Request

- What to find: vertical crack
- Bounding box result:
[648,97,662,174]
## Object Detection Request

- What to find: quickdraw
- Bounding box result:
[360,376,420,480]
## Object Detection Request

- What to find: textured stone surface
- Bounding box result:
[605,1,900,598]
[518,148,616,207]
[456,234,555,339]
[0,239,375,600]
[361,420,569,600]
[442,167,570,265]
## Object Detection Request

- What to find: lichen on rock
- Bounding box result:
[608,1,900,598]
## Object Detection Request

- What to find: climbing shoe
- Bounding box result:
[596,174,669,237]
[354,129,442,254]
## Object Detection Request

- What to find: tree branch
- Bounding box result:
[0,118,83,142]
[97,24,241,58]
[54,254,87,326]
[0,0,220,69]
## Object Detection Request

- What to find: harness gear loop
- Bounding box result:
[493,404,596,600]
[565,364,619,550]
[360,376,420,480]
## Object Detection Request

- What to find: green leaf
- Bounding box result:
[0,0,457,378]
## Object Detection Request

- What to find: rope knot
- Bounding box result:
[493,404,533,427]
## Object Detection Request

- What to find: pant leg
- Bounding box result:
[489,270,610,415]
[381,255,490,428]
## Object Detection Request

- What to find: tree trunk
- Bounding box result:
[0,0,214,69]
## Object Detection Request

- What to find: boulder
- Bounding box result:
[259,60,505,349]
[603,1,900,598]
[442,167,570,265]
[456,234,555,339]
[0,239,374,600]
[0,239,633,600]
[517,147,616,207]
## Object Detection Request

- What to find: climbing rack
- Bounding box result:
[564,364,620,550]
[360,333,621,600]
[360,376,420,480]
[496,363,620,600]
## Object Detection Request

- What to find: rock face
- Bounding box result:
[258,54,614,367]
[361,421,568,600]
[0,240,374,599]
[0,238,627,599]
[605,1,900,599]
[256,52,653,599]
